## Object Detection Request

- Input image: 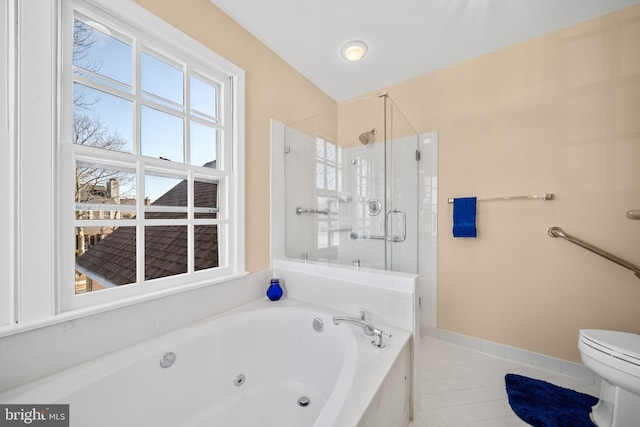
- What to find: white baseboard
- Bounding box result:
[421,325,598,384]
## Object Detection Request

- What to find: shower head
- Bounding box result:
[359,128,377,145]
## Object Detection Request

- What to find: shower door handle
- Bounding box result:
[386,209,407,242]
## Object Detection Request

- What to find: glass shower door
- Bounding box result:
[283,93,419,274]
[340,95,386,270]
[383,94,419,274]
[343,94,419,274]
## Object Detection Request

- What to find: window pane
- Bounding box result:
[195,225,218,271]
[141,106,184,162]
[316,139,325,157]
[75,163,136,219]
[73,18,132,90]
[316,162,325,188]
[145,226,187,280]
[190,121,217,168]
[318,221,328,249]
[73,83,133,152]
[190,75,217,120]
[141,52,183,107]
[144,174,186,206]
[144,174,188,219]
[75,225,136,293]
[327,142,336,162]
[194,178,218,219]
[326,166,336,190]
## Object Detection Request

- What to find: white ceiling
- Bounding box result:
[210,0,639,101]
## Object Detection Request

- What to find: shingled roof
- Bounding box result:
[76,166,218,287]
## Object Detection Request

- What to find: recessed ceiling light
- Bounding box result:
[341,41,368,62]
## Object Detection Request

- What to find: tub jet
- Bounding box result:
[234,374,246,386]
[159,352,176,368]
[312,318,324,332]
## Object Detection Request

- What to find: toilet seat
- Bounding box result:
[579,329,640,427]
[580,329,640,368]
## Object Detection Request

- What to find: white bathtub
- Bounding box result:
[0,299,412,427]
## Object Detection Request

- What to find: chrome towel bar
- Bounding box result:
[548,226,640,280]
[447,193,554,204]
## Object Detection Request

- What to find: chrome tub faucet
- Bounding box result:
[332,311,390,348]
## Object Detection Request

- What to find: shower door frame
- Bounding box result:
[381,93,420,274]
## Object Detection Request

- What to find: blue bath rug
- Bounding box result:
[505,373,598,427]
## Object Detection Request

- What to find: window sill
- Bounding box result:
[0,271,249,339]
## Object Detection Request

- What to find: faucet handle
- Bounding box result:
[371,328,391,348]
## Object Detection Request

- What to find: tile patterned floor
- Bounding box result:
[409,336,600,426]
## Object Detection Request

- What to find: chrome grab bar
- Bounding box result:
[627,209,640,220]
[350,232,407,242]
[296,207,329,215]
[351,208,407,242]
[548,226,640,280]
[349,233,406,242]
[350,232,385,240]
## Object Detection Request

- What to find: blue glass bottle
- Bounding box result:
[266,278,283,301]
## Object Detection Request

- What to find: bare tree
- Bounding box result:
[73,114,131,204]
[72,18,133,204]
[73,19,103,111]
[73,18,133,261]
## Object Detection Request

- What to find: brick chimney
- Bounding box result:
[107,178,120,203]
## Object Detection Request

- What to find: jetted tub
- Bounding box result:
[0,299,412,427]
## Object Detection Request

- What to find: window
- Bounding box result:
[315,138,343,252]
[59,0,244,311]
[354,151,376,236]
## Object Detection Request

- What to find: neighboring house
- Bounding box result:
[75,178,136,255]
[76,162,218,292]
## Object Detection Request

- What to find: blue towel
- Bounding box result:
[453,197,477,238]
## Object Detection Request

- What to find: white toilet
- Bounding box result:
[579,329,640,427]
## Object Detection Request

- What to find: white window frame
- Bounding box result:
[0,0,16,327]
[3,0,245,328]
[59,0,246,312]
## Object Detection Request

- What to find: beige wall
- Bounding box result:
[383,4,640,362]
[134,0,336,273]
[136,0,640,362]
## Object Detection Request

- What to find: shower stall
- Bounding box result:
[283,93,423,274]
